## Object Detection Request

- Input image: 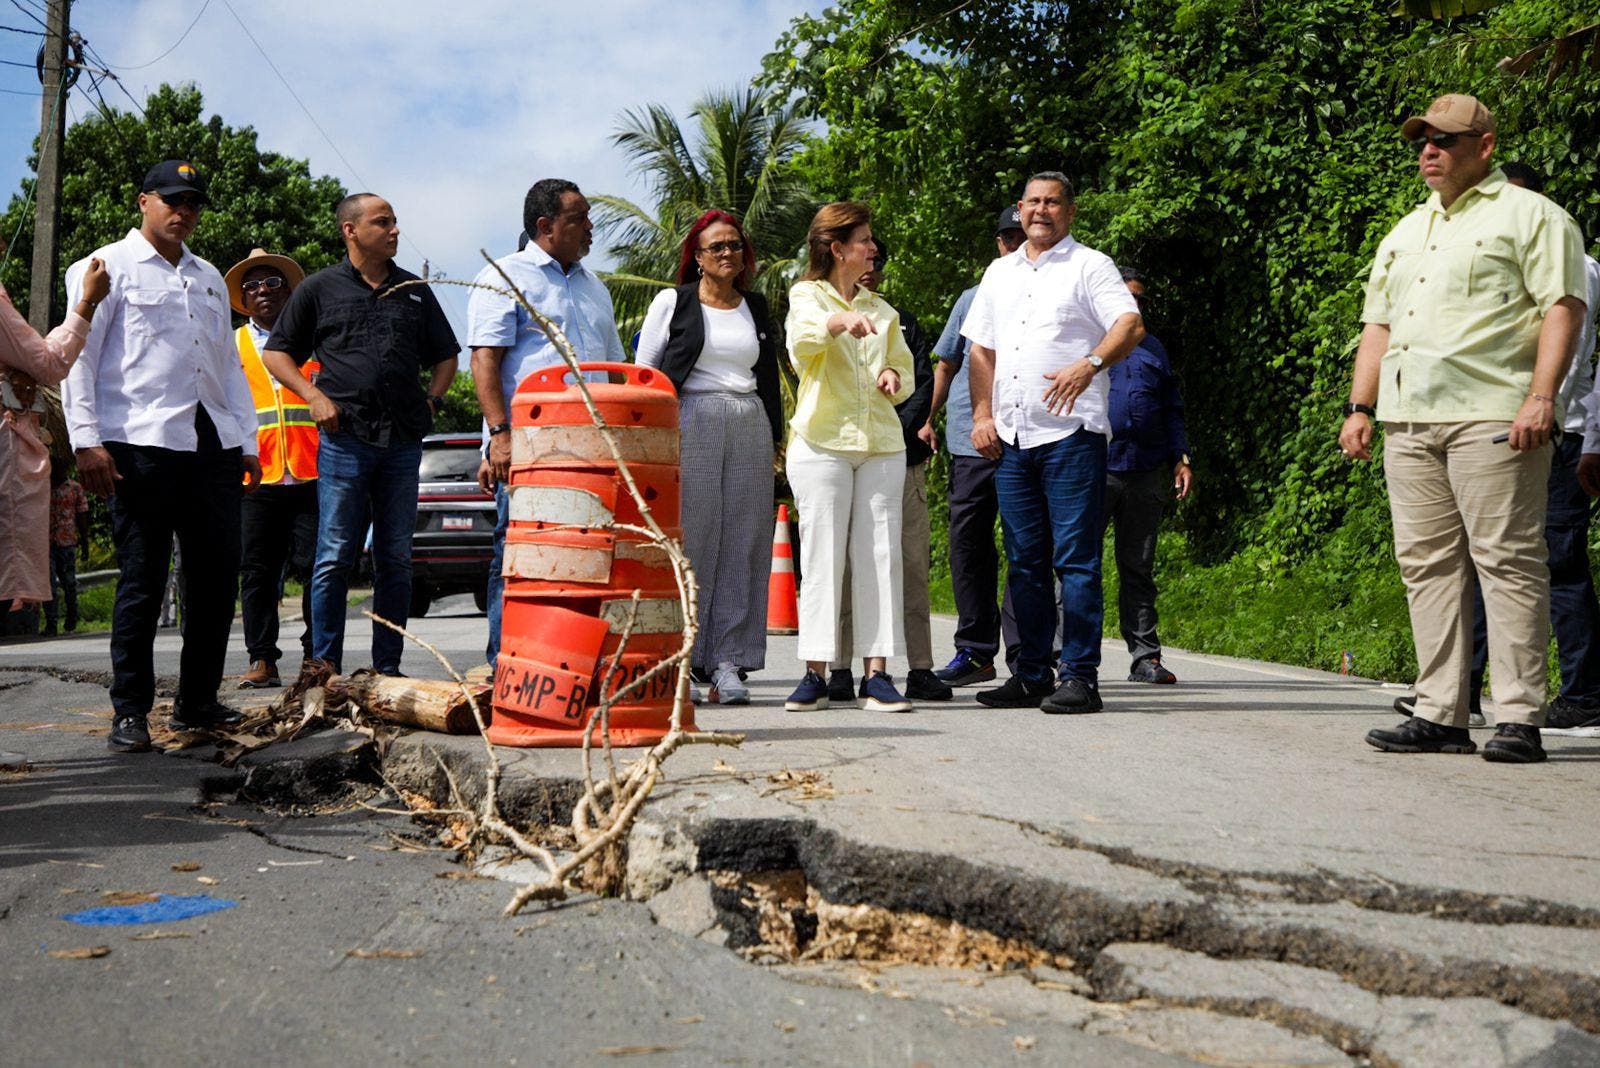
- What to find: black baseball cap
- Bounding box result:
[141,160,209,204]
[995,205,1023,234]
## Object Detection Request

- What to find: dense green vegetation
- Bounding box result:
[760,0,1600,682]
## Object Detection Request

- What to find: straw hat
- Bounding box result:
[223,247,305,315]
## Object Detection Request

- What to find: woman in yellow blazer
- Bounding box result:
[784,202,916,713]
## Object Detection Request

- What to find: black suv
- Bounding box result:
[410,433,496,616]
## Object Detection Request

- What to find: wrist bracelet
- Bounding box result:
[1531,393,1554,403]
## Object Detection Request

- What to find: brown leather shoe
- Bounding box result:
[237,659,281,689]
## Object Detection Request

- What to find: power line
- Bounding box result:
[77,40,146,119]
[0,56,36,67]
[95,0,210,70]
[0,21,44,34]
[6,0,44,29]
[215,0,434,269]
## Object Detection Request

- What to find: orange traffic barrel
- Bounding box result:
[507,466,681,531]
[508,362,679,471]
[491,361,692,748]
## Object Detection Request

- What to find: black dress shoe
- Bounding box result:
[1481,723,1546,764]
[904,668,953,701]
[1041,677,1104,714]
[1365,717,1476,754]
[170,700,246,733]
[975,675,1054,708]
[108,715,152,753]
[1546,697,1600,731]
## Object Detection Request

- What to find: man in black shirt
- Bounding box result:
[263,193,459,675]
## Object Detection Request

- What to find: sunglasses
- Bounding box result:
[157,192,207,210]
[698,239,745,255]
[241,276,286,295]
[1408,131,1481,153]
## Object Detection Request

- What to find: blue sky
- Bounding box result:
[0,0,824,333]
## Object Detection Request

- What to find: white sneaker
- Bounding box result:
[710,664,749,705]
[689,681,704,704]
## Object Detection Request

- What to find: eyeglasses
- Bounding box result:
[241,276,286,295]
[1408,131,1481,153]
[157,192,207,210]
[698,239,745,255]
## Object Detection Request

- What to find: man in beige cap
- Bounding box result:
[224,248,316,689]
[1338,94,1589,764]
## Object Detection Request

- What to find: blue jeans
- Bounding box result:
[485,482,510,670]
[995,432,1107,686]
[311,432,421,673]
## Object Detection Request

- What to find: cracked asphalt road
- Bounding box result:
[5,595,1599,1064]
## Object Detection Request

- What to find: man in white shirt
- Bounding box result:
[63,160,262,753]
[467,178,624,670]
[961,172,1144,713]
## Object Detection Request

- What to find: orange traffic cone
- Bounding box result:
[767,504,799,635]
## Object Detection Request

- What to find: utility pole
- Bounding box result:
[29,0,70,333]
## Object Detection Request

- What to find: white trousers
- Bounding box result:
[786,435,905,663]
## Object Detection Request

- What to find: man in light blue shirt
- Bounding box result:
[922,206,1025,686]
[468,178,624,668]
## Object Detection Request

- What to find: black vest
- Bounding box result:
[654,283,785,444]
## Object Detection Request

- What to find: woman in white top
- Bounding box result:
[635,210,783,705]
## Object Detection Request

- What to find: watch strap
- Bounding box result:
[1344,402,1376,418]
[487,422,513,436]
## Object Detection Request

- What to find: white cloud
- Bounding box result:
[4,0,820,331]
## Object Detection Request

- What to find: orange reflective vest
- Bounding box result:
[237,324,319,484]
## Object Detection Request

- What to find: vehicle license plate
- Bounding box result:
[442,514,474,531]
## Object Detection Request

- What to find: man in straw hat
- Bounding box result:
[1338,94,1589,764]
[225,247,316,690]
[62,160,263,753]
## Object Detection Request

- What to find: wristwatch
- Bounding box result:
[1343,402,1376,418]
[1086,354,1104,372]
[487,422,512,436]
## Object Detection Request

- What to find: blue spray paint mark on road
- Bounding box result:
[62,894,237,926]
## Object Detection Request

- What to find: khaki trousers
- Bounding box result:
[1384,422,1551,727]
[836,462,933,671]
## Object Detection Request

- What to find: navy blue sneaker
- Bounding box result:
[785,670,830,712]
[935,648,996,686]
[859,671,913,713]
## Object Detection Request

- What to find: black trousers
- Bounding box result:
[239,480,318,664]
[948,455,1004,656]
[106,409,242,719]
[1104,466,1169,667]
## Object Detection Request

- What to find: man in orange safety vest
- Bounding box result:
[225,248,318,689]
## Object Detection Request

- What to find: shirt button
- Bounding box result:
[1418,278,1425,284]
[1408,310,1414,316]
[1429,245,1436,250]
[1402,344,1409,351]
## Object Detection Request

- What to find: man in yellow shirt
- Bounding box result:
[1339,94,1589,764]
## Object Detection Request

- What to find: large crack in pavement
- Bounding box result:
[970,811,1600,930]
[219,729,1600,1062]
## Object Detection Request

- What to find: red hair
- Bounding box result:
[676,210,757,287]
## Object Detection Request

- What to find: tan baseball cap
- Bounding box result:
[1401,94,1495,140]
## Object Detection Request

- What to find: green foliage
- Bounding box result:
[761,0,1600,680]
[591,88,818,341]
[1,83,348,324]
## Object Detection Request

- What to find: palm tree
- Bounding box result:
[592,88,816,344]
